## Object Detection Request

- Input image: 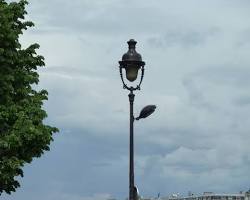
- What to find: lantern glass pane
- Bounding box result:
[126,66,139,82]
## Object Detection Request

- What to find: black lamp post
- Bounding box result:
[118,39,156,200]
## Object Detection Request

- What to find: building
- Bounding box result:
[168,192,248,200]
[140,190,250,200]
[245,190,250,200]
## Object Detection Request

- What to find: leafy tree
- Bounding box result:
[0,0,58,194]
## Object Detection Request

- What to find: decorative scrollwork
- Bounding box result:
[136,66,144,90]
[119,66,130,90]
[119,66,145,92]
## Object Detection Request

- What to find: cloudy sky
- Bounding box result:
[3,0,250,199]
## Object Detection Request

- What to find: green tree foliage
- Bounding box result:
[0,0,58,194]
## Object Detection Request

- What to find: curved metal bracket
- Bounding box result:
[119,66,145,92]
[136,66,144,90]
[119,66,130,90]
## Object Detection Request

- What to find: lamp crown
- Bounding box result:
[121,39,143,63]
[128,39,137,49]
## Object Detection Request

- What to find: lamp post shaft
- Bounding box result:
[129,90,135,200]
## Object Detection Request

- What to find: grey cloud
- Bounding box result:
[235,28,250,47]
[233,96,250,107]
[147,27,220,48]
[136,146,250,196]
[27,0,172,36]
[2,128,129,200]
[180,65,250,118]
[182,77,215,110]
[190,66,250,87]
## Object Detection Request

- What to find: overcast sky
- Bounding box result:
[3,0,250,200]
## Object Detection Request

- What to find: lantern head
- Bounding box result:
[119,39,145,82]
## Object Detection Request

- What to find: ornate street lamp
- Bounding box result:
[118,39,156,200]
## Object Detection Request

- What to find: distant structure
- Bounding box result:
[245,189,250,200]
[168,191,248,200]
[140,190,250,200]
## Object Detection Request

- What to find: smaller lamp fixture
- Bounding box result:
[119,39,145,90]
[135,105,156,120]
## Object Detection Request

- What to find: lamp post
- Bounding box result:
[118,39,156,200]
